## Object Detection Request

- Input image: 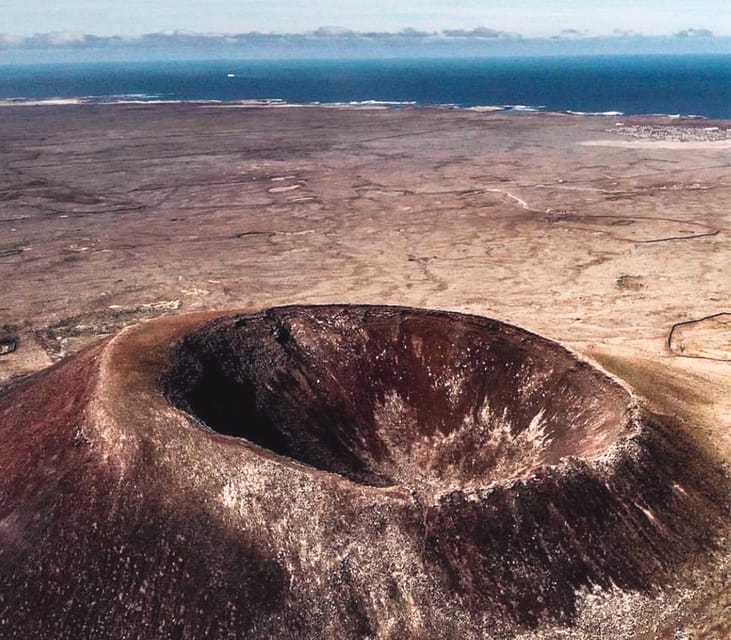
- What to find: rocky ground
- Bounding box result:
[0,105,729,637]
[612,122,731,142]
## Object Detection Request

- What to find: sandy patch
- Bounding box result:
[268,184,302,193]
[581,139,731,149]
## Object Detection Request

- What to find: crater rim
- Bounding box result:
[163,304,638,492]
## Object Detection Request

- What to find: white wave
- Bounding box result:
[464,105,506,112]
[565,110,624,116]
[0,93,172,105]
[1,95,717,122]
[505,104,545,112]
[347,100,417,106]
[0,97,85,106]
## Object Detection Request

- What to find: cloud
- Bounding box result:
[554,29,588,39]
[0,26,725,56]
[612,29,645,37]
[2,31,125,49]
[442,27,518,39]
[311,26,354,37]
[0,33,25,48]
[398,27,432,38]
[674,28,713,38]
[0,26,518,50]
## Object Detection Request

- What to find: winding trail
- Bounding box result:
[481,186,721,243]
[483,187,535,211]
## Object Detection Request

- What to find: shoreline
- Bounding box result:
[1,96,729,122]
[3,101,730,139]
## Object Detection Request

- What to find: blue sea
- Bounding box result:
[1,55,730,118]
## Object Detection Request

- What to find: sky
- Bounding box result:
[2,1,729,38]
[1,1,729,62]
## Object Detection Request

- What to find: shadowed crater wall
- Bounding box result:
[165,306,634,492]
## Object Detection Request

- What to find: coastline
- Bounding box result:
[0,95,725,120]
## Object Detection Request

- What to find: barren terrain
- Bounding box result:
[0,105,729,637]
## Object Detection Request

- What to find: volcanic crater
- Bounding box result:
[165,306,635,494]
[0,305,727,639]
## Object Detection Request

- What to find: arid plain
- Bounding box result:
[1,104,730,637]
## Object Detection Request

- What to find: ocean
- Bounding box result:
[1,55,730,118]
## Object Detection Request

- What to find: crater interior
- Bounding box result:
[165,305,634,490]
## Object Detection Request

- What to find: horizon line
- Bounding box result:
[0,26,725,50]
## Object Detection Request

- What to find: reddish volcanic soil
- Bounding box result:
[0,305,727,639]
[1,105,730,638]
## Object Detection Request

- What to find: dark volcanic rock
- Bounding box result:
[0,338,16,356]
[0,305,727,639]
[0,325,18,356]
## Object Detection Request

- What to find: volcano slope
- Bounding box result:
[0,305,727,639]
